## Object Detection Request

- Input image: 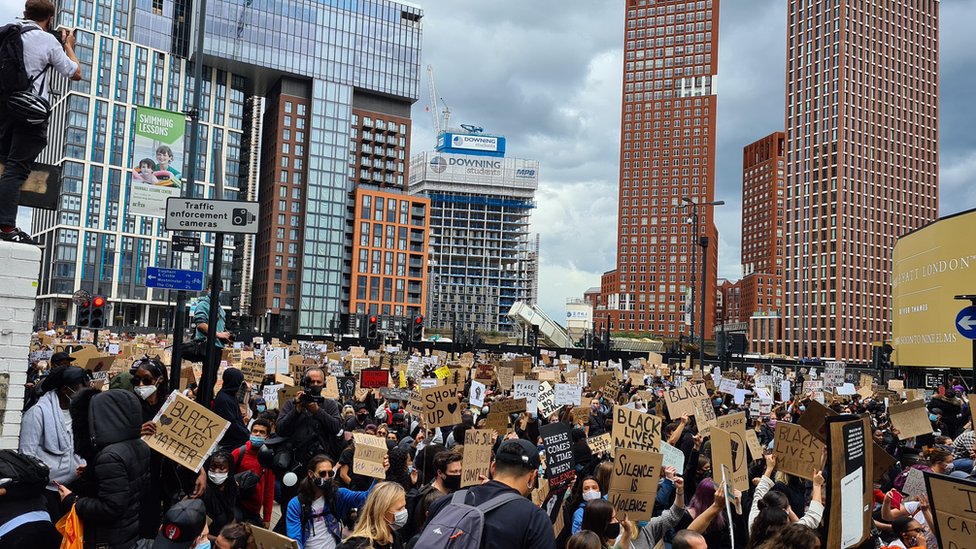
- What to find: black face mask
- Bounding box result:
[443,474,461,492]
[605,522,620,540]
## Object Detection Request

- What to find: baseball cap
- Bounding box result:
[154,499,207,549]
[50,352,76,364]
[495,438,542,470]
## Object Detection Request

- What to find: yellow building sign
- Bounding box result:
[891,208,976,368]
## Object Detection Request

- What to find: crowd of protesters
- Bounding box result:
[2,339,969,549]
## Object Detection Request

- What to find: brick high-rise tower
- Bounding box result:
[782,0,939,362]
[600,0,721,341]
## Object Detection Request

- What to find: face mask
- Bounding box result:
[250,436,266,448]
[929,414,939,422]
[357,413,368,421]
[945,463,955,473]
[256,405,266,413]
[443,474,461,491]
[583,490,602,502]
[605,522,621,540]
[208,471,228,485]
[134,385,157,400]
[713,398,723,407]
[391,508,409,530]
[194,539,211,549]
[799,405,806,412]
[768,419,777,428]
[390,403,399,412]
[482,406,490,415]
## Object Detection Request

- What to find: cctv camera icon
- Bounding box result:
[232,208,256,226]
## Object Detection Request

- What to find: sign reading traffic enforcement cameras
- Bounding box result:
[165,198,259,234]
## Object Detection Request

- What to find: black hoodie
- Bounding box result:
[214,368,250,449]
[69,389,150,549]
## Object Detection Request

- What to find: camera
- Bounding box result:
[300,385,325,405]
[231,208,256,226]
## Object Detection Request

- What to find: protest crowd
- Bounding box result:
[4,330,974,549]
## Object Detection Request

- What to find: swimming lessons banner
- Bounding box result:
[129,106,184,218]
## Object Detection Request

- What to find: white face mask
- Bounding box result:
[134,385,157,400]
[583,490,602,502]
[194,539,211,549]
[208,471,228,485]
[391,508,409,530]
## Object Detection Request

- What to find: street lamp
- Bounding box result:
[682,197,724,368]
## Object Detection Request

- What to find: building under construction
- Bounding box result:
[408,130,539,335]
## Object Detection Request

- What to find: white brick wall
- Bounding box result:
[0,242,41,450]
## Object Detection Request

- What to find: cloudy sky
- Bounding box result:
[2,0,974,321]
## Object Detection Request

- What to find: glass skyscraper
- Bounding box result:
[32,0,423,333]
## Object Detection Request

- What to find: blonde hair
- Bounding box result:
[344,481,405,546]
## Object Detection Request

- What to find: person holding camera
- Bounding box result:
[0,0,82,245]
[275,368,345,506]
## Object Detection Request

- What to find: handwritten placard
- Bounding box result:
[420,383,461,428]
[143,391,230,473]
[462,429,495,487]
[352,433,388,479]
[608,449,662,523]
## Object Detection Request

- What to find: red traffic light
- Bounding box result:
[92,296,106,307]
[414,315,424,325]
[369,316,377,323]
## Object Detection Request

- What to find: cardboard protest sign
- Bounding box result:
[925,473,976,549]
[798,399,835,443]
[718,377,738,395]
[693,397,718,433]
[360,369,389,389]
[612,405,662,453]
[490,398,527,416]
[352,433,388,479]
[587,433,612,455]
[249,524,299,549]
[661,441,685,474]
[825,415,871,549]
[497,366,514,391]
[540,422,575,488]
[711,427,747,491]
[664,383,707,418]
[240,359,265,386]
[773,422,824,481]
[716,412,749,491]
[537,382,558,419]
[745,430,765,461]
[469,380,487,408]
[887,379,904,391]
[513,379,540,412]
[888,398,933,439]
[570,406,590,425]
[143,391,230,473]
[608,449,663,523]
[901,467,926,497]
[483,412,510,434]
[420,384,461,428]
[461,429,494,487]
[554,384,582,407]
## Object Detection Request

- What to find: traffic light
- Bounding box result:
[409,315,424,342]
[77,299,92,327]
[89,295,106,328]
[366,315,378,340]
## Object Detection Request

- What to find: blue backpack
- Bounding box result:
[414,489,523,549]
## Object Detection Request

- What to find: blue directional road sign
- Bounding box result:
[956,306,976,340]
[146,267,205,291]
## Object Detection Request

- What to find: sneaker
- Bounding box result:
[0,228,40,245]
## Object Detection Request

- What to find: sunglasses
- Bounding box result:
[316,470,337,479]
[133,376,156,386]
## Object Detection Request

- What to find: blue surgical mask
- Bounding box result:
[256,405,266,413]
[929,413,939,422]
[194,540,211,549]
[250,435,266,448]
[390,403,399,412]
[799,405,806,412]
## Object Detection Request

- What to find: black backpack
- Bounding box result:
[0,24,40,97]
[0,450,50,497]
[233,445,262,500]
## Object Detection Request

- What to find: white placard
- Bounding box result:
[554,384,582,407]
[469,380,486,408]
[513,380,540,413]
[264,347,289,375]
[662,441,686,473]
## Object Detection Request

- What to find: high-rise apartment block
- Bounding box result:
[598,0,721,341]
[738,132,785,353]
[29,0,424,334]
[781,0,939,362]
[408,131,539,335]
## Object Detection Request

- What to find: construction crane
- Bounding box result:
[426,64,452,134]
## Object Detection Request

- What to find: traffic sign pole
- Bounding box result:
[199,232,224,407]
